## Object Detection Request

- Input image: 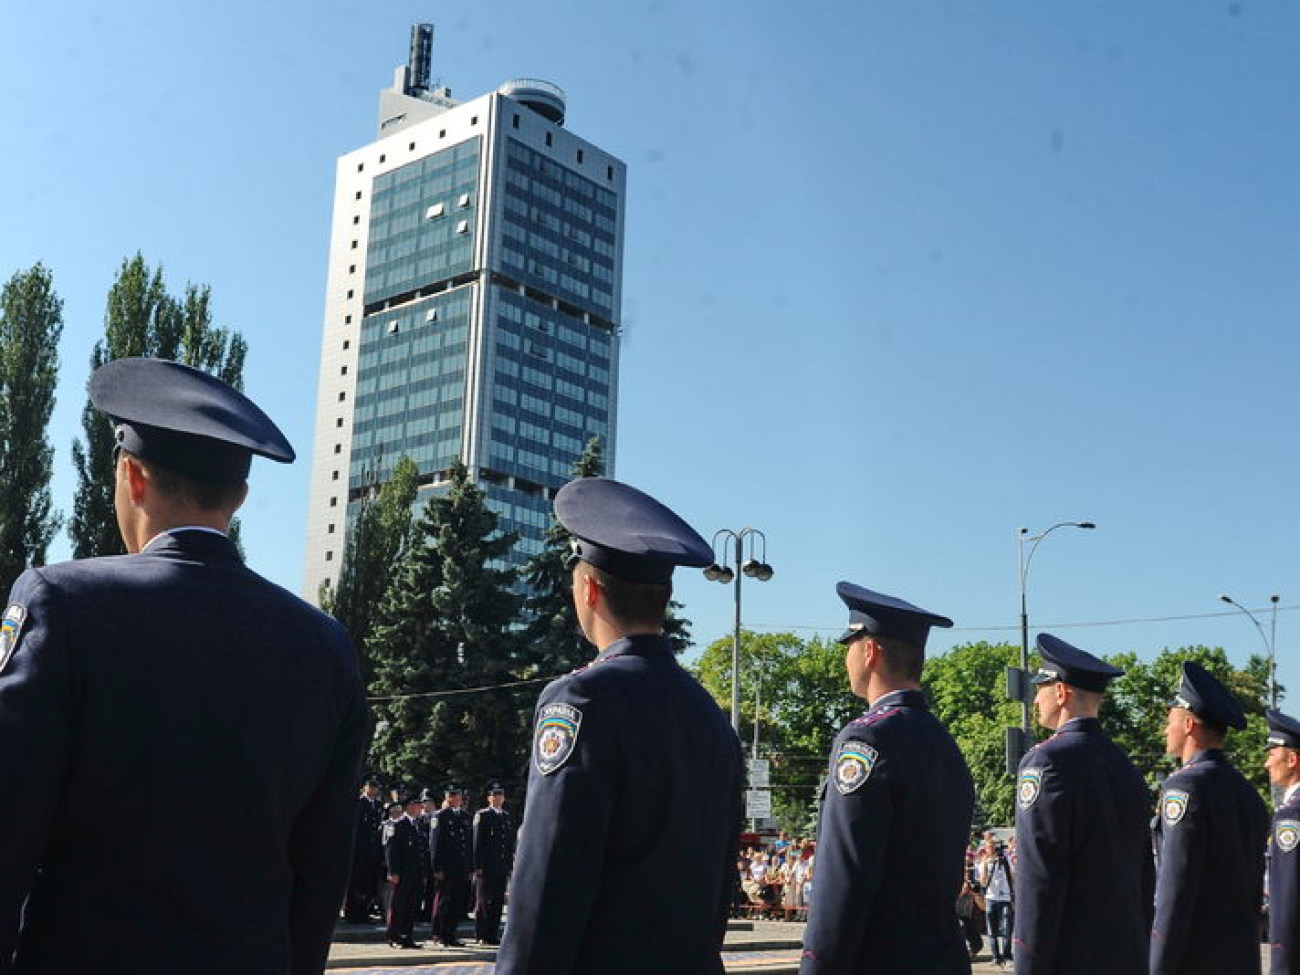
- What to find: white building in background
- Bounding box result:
[304,24,625,602]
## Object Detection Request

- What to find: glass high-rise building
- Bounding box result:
[303,25,624,601]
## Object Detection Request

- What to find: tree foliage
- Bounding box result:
[693,630,859,824]
[69,254,247,558]
[319,455,420,687]
[518,437,604,675]
[0,264,64,592]
[693,630,1275,835]
[368,460,525,795]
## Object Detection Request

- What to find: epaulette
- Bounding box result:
[849,705,902,729]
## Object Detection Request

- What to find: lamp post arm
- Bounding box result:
[1220,595,1275,708]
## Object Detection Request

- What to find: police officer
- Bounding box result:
[386,796,427,949]
[430,784,473,947]
[799,583,975,975]
[496,478,744,975]
[1265,709,1300,974]
[0,357,366,973]
[472,783,515,945]
[1012,633,1154,973]
[1151,661,1269,974]
[415,787,437,920]
[345,777,387,922]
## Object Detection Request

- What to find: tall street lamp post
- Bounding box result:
[703,528,774,735]
[1008,521,1095,769]
[1218,593,1281,708]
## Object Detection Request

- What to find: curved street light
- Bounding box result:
[703,527,774,734]
[1218,593,1280,708]
[1015,521,1096,735]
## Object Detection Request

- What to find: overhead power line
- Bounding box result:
[367,673,560,703]
[744,604,1300,636]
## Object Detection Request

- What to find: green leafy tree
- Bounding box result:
[0,264,64,592]
[694,630,858,825]
[69,255,248,558]
[1102,645,1271,798]
[319,455,420,687]
[368,460,524,794]
[923,641,1026,827]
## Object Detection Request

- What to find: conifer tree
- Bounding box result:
[519,435,698,660]
[0,264,64,592]
[519,437,604,674]
[368,460,524,792]
[319,455,420,687]
[69,255,247,557]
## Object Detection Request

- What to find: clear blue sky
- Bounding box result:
[3,2,1299,700]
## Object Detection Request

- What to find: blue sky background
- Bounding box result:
[3,2,1299,700]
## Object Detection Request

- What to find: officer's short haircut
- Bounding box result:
[1196,716,1228,742]
[126,450,246,512]
[873,633,924,682]
[587,564,671,627]
[1069,686,1104,710]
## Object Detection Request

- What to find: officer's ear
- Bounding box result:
[578,570,601,609]
[122,454,149,504]
[1288,749,1300,772]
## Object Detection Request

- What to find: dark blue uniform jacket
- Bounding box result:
[1013,717,1154,974]
[800,688,975,975]
[1151,748,1269,975]
[0,530,367,975]
[473,806,516,878]
[1271,791,1300,975]
[430,806,472,877]
[495,633,744,975]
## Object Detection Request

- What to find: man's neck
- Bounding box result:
[866,677,920,705]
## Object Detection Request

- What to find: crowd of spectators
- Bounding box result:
[734,831,815,920]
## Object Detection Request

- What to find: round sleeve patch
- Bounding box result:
[0,604,27,674]
[534,702,583,775]
[833,741,879,795]
[1162,788,1191,827]
[1017,767,1044,810]
[1277,819,1300,853]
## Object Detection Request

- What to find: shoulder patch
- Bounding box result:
[0,604,26,674]
[833,740,879,795]
[1162,788,1191,827]
[1017,767,1044,810]
[1277,819,1300,854]
[534,702,583,775]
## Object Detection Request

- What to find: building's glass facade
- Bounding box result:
[313,86,622,587]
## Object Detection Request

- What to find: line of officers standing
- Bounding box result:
[344,780,516,950]
[796,585,1300,975]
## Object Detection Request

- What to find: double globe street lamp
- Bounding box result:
[703,528,774,735]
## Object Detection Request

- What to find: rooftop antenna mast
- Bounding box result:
[407,23,434,95]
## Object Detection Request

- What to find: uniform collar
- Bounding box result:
[868,688,925,711]
[140,527,241,564]
[1055,717,1103,735]
[593,632,674,663]
[1285,783,1300,806]
[142,526,228,552]
[1185,747,1226,768]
